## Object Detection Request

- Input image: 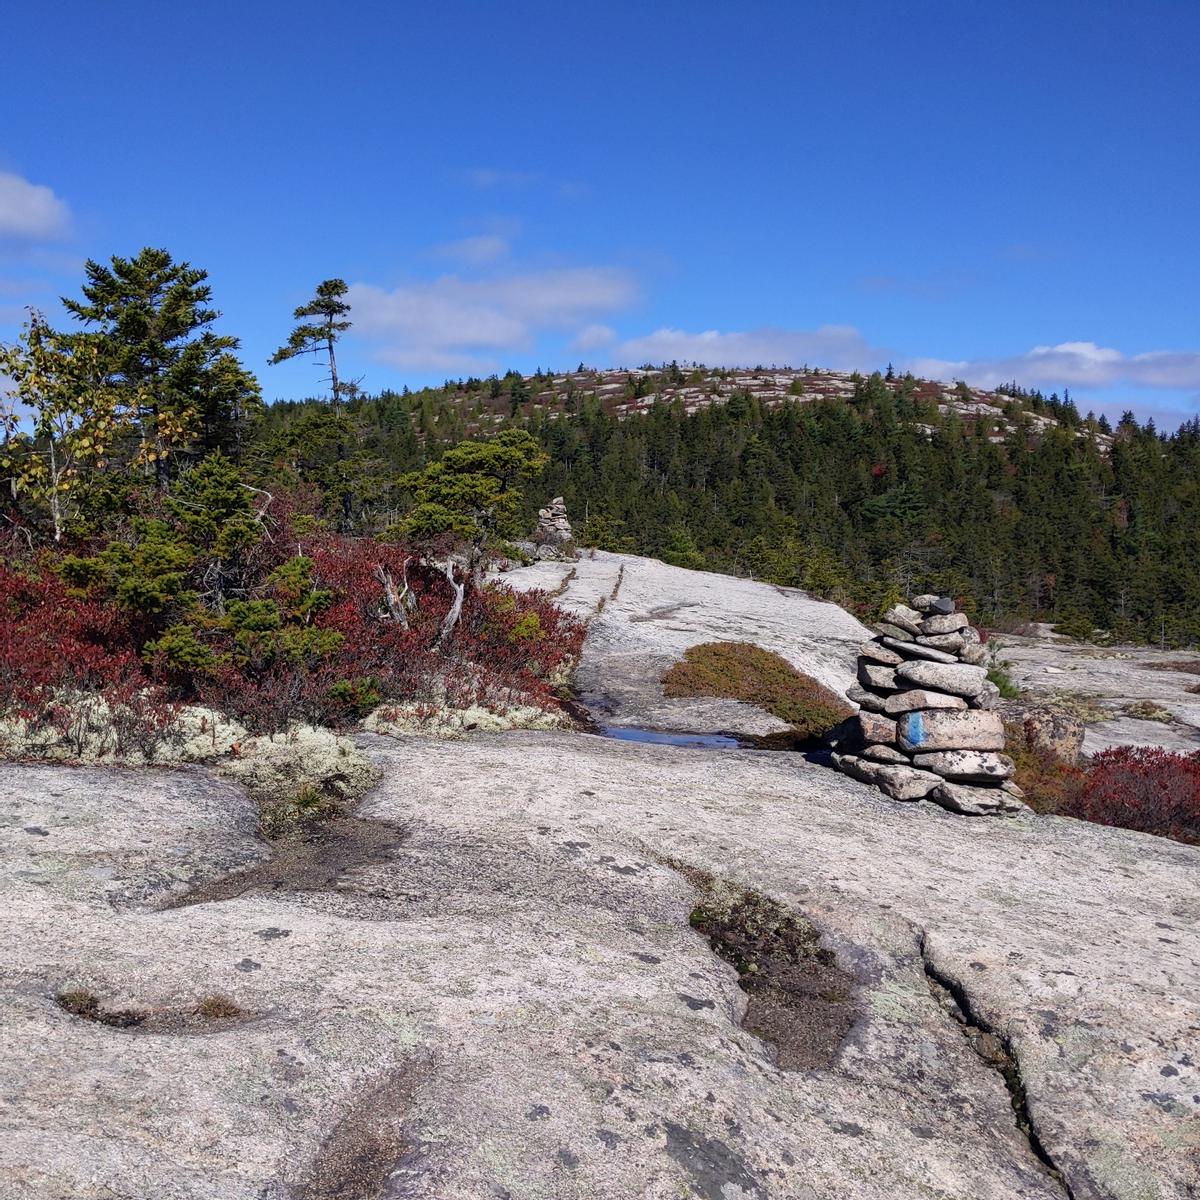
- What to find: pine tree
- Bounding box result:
[269,279,352,409]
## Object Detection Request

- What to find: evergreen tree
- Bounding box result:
[269,279,352,409]
[61,247,256,488]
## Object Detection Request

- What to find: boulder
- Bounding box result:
[894,660,988,698]
[928,781,1028,816]
[882,689,968,715]
[860,744,909,764]
[858,661,897,691]
[960,626,982,646]
[960,642,990,666]
[898,709,1005,753]
[920,612,969,636]
[880,637,959,664]
[859,640,904,666]
[917,632,965,653]
[928,596,957,615]
[996,701,1085,766]
[1001,779,1027,799]
[846,684,888,714]
[882,604,924,636]
[834,754,942,801]
[971,680,1002,711]
[875,622,915,642]
[911,751,1015,783]
[910,593,940,612]
[855,712,898,745]
[826,712,898,753]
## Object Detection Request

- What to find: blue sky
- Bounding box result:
[2,0,1198,424]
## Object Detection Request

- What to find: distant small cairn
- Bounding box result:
[533,496,576,559]
[829,595,1027,816]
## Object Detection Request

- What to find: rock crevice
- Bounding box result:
[918,932,1074,1199]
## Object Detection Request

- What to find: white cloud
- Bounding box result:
[908,341,1200,393]
[613,324,885,371]
[570,323,617,353]
[0,172,71,239]
[429,234,511,266]
[348,267,638,373]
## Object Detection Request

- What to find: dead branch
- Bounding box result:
[375,559,411,629]
[433,559,466,647]
[238,483,275,541]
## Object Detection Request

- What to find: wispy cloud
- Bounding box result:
[613,325,886,371]
[0,172,71,240]
[461,167,588,199]
[570,323,617,353]
[909,341,1200,393]
[463,167,540,190]
[348,267,638,372]
[857,269,978,301]
[428,234,512,266]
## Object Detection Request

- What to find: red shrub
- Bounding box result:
[1062,746,1200,845]
[0,561,144,713]
[0,561,179,754]
[0,529,586,742]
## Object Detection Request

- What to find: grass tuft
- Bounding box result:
[196,993,244,1020]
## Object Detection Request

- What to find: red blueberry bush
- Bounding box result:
[1058,745,1200,845]
[0,525,584,743]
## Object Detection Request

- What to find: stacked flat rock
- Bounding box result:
[534,497,576,559]
[830,595,1028,816]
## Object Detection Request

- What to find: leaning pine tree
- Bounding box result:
[269,279,352,409]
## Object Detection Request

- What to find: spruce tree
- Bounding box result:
[61,247,256,488]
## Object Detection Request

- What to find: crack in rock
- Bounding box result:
[918,932,1075,1199]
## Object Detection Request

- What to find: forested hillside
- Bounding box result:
[4,248,1199,648]
[261,370,1200,646]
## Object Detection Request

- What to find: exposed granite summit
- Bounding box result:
[1,553,1197,1199]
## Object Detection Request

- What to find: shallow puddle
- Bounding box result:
[599,725,743,749]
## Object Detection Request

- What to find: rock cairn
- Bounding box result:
[830,595,1028,815]
[534,496,575,559]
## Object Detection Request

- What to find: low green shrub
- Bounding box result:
[663,641,852,738]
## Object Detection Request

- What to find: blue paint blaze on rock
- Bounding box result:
[904,712,927,747]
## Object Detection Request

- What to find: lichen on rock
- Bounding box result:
[362,700,566,739]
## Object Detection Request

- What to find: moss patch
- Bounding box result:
[671,862,858,1070]
[1045,691,1110,724]
[1123,700,1174,722]
[162,815,407,910]
[662,642,852,739]
[56,987,253,1032]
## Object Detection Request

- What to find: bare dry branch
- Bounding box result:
[374,563,410,629]
[433,559,466,647]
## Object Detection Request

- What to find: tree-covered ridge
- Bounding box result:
[3,246,1198,649]
[324,361,1116,446]
[260,370,1200,646]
